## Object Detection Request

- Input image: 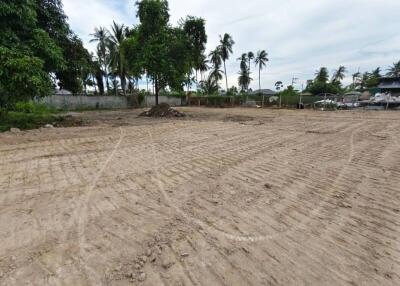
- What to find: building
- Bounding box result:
[378,77,400,96]
[249,89,277,96]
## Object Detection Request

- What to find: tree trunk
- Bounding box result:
[259,67,261,92]
[223,60,228,92]
[155,76,159,105]
[248,59,251,92]
[121,75,126,95]
[104,61,109,93]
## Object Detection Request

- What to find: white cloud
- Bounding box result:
[63,0,400,90]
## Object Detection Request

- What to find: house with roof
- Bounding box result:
[249,89,277,96]
[378,77,400,96]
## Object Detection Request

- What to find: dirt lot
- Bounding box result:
[0,108,399,286]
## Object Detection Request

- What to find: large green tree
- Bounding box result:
[135,0,204,105]
[181,16,207,83]
[0,0,91,106]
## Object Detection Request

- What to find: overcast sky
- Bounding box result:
[64,0,400,90]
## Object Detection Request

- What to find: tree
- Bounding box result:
[315,67,329,83]
[238,53,248,71]
[208,48,223,88]
[238,69,252,92]
[199,74,219,95]
[352,71,361,89]
[136,0,196,105]
[247,51,254,75]
[209,67,223,84]
[109,21,128,94]
[255,50,269,92]
[237,53,251,92]
[0,0,90,104]
[0,47,52,108]
[56,35,91,93]
[218,33,235,91]
[275,81,283,91]
[181,16,207,84]
[331,66,347,85]
[387,60,400,77]
[197,54,209,82]
[209,48,222,70]
[90,27,110,92]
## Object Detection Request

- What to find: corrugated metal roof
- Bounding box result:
[378,83,400,89]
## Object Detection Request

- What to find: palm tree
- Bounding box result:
[275,81,284,108]
[352,71,361,88]
[238,53,248,72]
[109,21,128,94]
[200,75,219,95]
[218,33,235,92]
[209,48,222,69]
[90,27,110,92]
[387,60,400,77]
[209,67,223,84]
[315,67,329,83]
[255,50,269,92]
[238,69,252,92]
[209,48,222,88]
[331,66,347,84]
[196,53,209,82]
[247,51,254,74]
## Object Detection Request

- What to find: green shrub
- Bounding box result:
[14,101,55,114]
[0,112,61,132]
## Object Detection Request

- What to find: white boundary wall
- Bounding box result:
[38,95,128,110]
[144,96,183,107]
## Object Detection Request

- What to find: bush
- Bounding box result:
[0,112,60,132]
[0,47,52,108]
[14,101,55,114]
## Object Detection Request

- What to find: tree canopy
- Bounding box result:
[0,0,91,106]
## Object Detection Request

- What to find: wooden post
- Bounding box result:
[262,95,265,108]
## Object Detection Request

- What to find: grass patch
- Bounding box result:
[0,112,62,132]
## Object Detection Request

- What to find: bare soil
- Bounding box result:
[0,108,399,285]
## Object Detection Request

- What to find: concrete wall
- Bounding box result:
[39,95,128,110]
[144,96,184,107]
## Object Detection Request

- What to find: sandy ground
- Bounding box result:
[0,108,399,286]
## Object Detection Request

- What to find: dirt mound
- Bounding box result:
[140,103,185,118]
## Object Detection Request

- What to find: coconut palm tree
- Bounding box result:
[238,53,248,72]
[247,51,254,74]
[387,60,400,77]
[90,26,110,92]
[218,33,235,92]
[209,48,222,69]
[255,50,269,92]
[209,67,223,84]
[209,48,222,88]
[196,53,209,83]
[200,75,219,95]
[238,69,252,92]
[352,71,361,88]
[331,66,347,84]
[315,67,329,83]
[108,21,128,94]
